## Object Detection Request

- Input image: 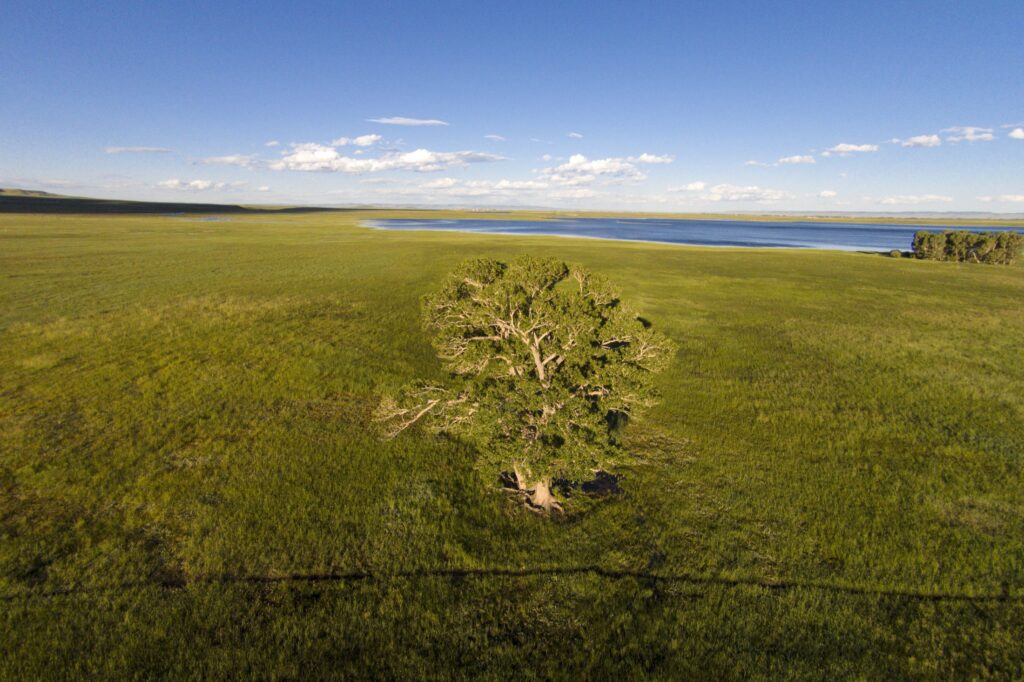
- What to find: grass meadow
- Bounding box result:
[2,210,1023,678]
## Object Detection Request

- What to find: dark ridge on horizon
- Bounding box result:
[0,189,343,215]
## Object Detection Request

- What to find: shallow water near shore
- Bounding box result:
[365,217,1023,251]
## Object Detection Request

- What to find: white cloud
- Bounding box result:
[670,180,792,201]
[818,190,838,198]
[158,179,247,191]
[367,116,448,126]
[538,152,673,185]
[331,134,382,147]
[567,132,584,139]
[413,177,593,200]
[269,143,503,173]
[821,143,879,157]
[420,177,459,189]
[1009,128,1024,140]
[484,134,506,142]
[257,185,270,192]
[0,176,83,189]
[199,154,259,169]
[943,126,994,142]
[105,146,172,154]
[879,194,953,205]
[265,140,280,147]
[701,183,792,202]
[891,134,941,147]
[668,181,707,192]
[540,154,554,161]
[628,153,674,164]
[778,155,816,165]
[979,194,1024,203]
[744,160,771,167]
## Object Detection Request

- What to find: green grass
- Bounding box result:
[2,211,1023,679]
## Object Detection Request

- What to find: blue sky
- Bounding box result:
[2,1,1022,211]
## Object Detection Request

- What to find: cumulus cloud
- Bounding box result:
[670,181,790,202]
[158,179,247,191]
[879,194,953,205]
[265,140,280,147]
[668,181,707,192]
[105,146,172,154]
[414,177,594,200]
[538,153,673,185]
[484,134,506,141]
[198,154,259,168]
[1009,128,1024,140]
[331,134,382,147]
[0,176,83,190]
[257,185,270,192]
[777,155,816,165]
[567,132,584,139]
[628,153,673,164]
[701,184,792,202]
[367,116,448,126]
[269,142,503,173]
[420,177,459,189]
[978,194,1024,202]
[821,143,879,157]
[744,160,772,167]
[891,134,941,147]
[818,190,838,198]
[943,126,994,142]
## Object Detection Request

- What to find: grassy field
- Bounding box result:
[2,210,1023,679]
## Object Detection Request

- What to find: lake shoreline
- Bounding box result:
[363,217,1024,253]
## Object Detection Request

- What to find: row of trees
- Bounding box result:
[912,230,1023,264]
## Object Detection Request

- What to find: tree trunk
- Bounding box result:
[513,467,561,513]
[528,478,561,512]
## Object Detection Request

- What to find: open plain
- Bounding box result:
[2,210,1023,678]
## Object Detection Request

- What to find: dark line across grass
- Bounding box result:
[3,567,1019,604]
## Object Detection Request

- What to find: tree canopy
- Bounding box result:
[912,230,1023,264]
[377,256,676,511]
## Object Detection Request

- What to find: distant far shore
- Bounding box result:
[2,188,1023,227]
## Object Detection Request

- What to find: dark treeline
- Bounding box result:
[912,230,1023,265]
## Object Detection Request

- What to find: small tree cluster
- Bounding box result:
[912,230,1023,265]
[376,256,676,512]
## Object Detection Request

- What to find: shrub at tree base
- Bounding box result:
[376,256,676,513]
[912,229,1023,264]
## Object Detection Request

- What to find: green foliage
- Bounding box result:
[379,256,676,489]
[888,249,903,258]
[912,229,1023,264]
[911,231,948,260]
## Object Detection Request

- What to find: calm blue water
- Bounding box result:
[364,218,1023,251]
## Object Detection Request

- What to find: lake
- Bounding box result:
[363,217,1022,251]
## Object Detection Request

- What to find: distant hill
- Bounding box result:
[0,188,67,198]
[0,188,340,215]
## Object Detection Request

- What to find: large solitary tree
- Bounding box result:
[376,256,675,512]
